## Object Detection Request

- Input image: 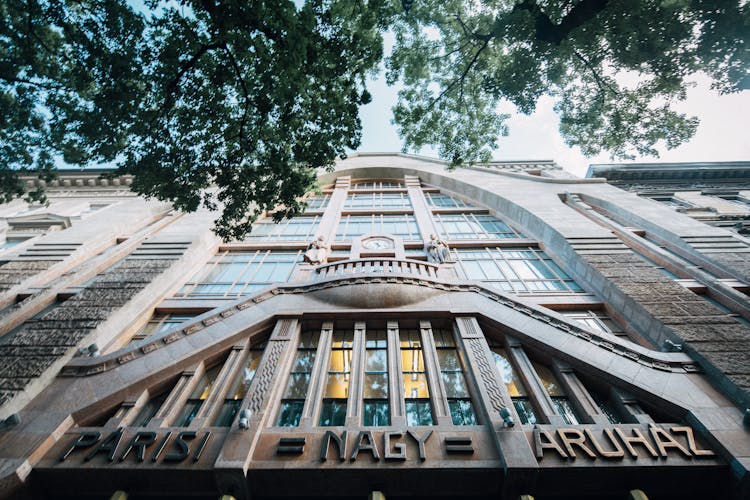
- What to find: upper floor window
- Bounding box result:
[351,180,404,190]
[305,195,331,210]
[178,250,302,297]
[424,192,472,209]
[320,330,354,426]
[345,192,411,209]
[214,341,266,426]
[400,328,434,426]
[643,195,693,210]
[434,213,524,240]
[561,310,627,339]
[174,364,222,426]
[717,194,750,210]
[335,214,420,241]
[129,313,198,344]
[453,247,583,293]
[434,329,477,425]
[244,215,321,242]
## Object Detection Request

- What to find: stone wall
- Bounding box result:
[582,251,750,407]
[709,252,750,282]
[0,257,177,408]
[0,260,59,293]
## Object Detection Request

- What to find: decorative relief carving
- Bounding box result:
[247,341,286,414]
[466,338,505,413]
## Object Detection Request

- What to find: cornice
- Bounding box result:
[61,274,699,377]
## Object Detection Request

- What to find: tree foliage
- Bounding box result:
[387,0,749,164]
[1,0,388,239]
[1,0,748,238]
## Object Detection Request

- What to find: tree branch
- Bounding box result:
[222,43,252,144]
[573,49,619,96]
[428,38,490,110]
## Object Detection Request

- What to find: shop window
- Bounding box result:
[400,329,434,426]
[531,361,579,425]
[319,330,354,426]
[335,214,420,241]
[244,215,321,242]
[214,342,266,427]
[345,192,411,209]
[424,192,472,209]
[174,364,222,426]
[490,348,537,425]
[129,313,198,343]
[453,247,583,294]
[179,250,302,297]
[363,329,390,426]
[434,329,477,425]
[434,213,525,240]
[278,331,318,427]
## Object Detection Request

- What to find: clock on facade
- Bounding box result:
[362,238,393,250]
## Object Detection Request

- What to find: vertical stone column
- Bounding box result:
[454,317,508,424]
[404,175,439,244]
[419,320,451,425]
[190,342,249,428]
[300,321,332,429]
[346,321,366,426]
[552,360,609,425]
[316,176,350,243]
[505,336,564,425]
[387,320,405,428]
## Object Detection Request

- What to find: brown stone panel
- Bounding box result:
[0,256,181,411]
[581,250,750,406]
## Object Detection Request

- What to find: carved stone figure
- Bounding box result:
[425,234,450,264]
[304,235,330,265]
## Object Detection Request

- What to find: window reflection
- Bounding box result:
[400,329,434,426]
[363,329,389,426]
[320,330,353,426]
[490,348,537,425]
[278,331,318,427]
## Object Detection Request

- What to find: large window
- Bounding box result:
[490,347,537,425]
[434,213,524,240]
[453,247,583,293]
[434,329,477,425]
[305,195,331,210]
[179,250,302,297]
[278,331,318,427]
[320,330,353,426]
[363,329,390,426]
[400,329,434,426]
[351,180,404,190]
[335,214,420,241]
[244,216,321,242]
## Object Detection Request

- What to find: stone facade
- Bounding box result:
[0,155,747,500]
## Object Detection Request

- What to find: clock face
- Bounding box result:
[363,238,392,250]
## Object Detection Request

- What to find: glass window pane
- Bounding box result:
[284,373,311,399]
[363,401,390,426]
[401,349,425,372]
[442,372,469,398]
[364,373,389,398]
[324,373,349,399]
[491,349,527,397]
[403,374,430,398]
[319,400,347,426]
[278,401,304,427]
[365,350,387,372]
[449,399,477,425]
[532,362,564,396]
[405,400,433,426]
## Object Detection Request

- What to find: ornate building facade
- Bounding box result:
[0,154,748,499]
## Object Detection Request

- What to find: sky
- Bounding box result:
[357,71,750,179]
